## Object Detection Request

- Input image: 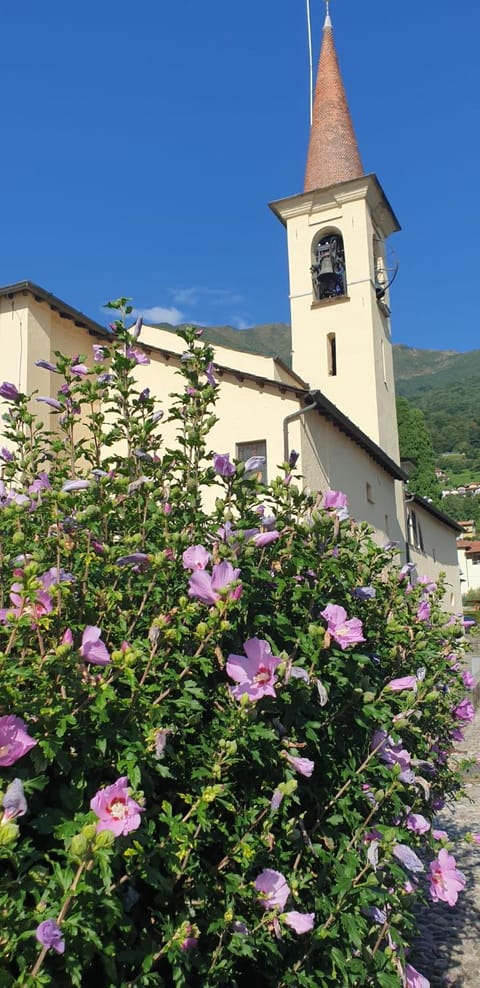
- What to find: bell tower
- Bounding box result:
[270,3,400,463]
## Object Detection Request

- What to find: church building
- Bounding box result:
[0,7,462,608]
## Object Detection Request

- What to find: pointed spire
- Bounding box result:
[304,5,363,192]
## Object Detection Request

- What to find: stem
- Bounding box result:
[30,858,90,978]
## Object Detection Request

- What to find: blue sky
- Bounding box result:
[1,1,479,351]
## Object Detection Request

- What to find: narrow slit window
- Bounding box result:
[327,333,337,376]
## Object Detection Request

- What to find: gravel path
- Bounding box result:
[410,709,480,986]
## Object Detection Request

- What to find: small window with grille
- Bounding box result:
[236,440,267,483]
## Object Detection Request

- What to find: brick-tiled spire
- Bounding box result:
[304,6,363,192]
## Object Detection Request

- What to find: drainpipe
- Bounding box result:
[283,398,318,463]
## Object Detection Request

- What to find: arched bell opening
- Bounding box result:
[311,230,347,302]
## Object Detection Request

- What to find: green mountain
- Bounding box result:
[155,321,292,366]
[155,320,480,482]
[393,345,480,399]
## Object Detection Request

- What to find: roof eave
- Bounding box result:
[411,494,463,533]
[0,280,108,338]
[307,389,407,481]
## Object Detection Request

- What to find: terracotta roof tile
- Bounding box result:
[304,16,363,192]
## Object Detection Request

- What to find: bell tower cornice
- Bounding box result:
[270,174,401,239]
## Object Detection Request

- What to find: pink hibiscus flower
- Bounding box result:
[226,638,282,701]
[0,715,37,767]
[284,753,315,777]
[255,869,290,910]
[405,963,430,988]
[386,675,417,692]
[428,848,466,906]
[283,911,315,934]
[90,776,143,837]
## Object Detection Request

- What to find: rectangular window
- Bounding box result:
[327,333,337,376]
[407,509,425,552]
[236,440,267,483]
[366,482,374,504]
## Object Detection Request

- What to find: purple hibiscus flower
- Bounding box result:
[393,843,424,873]
[453,697,475,723]
[2,778,27,821]
[205,362,217,386]
[283,911,315,934]
[213,452,235,477]
[35,359,58,372]
[126,346,150,365]
[405,963,430,988]
[35,919,65,954]
[0,382,21,402]
[371,729,411,771]
[80,626,111,666]
[227,637,281,701]
[188,561,241,605]
[250,530,280,547]
[321,603,365,650]
[416,600,431,622]
[405,812,430,835]
[36,396,62,410]
[182,545,211,571]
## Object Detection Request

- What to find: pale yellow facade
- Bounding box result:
[271,176,400,464]
[0,285,463,611]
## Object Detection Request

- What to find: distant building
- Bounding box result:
[0,10,462,610]
[458,520,477,540]
[457,540,480,594]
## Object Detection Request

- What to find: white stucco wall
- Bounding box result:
[457,547,480,596]
[407,502,462,612]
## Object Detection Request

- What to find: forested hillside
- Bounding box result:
[393,346,480,475]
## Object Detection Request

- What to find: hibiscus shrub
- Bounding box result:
[0,303,475,987]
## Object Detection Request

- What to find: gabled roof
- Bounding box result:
[0,280,107,338]
[0,279,452,498]
[307,390,407,481]
[411,494,463,534]
[304,10,363,192]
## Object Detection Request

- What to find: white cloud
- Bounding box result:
[132,305,184,325]
[232,316,252,330]
[171,286,244,308]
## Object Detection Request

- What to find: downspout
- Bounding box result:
[283,398,318,463]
